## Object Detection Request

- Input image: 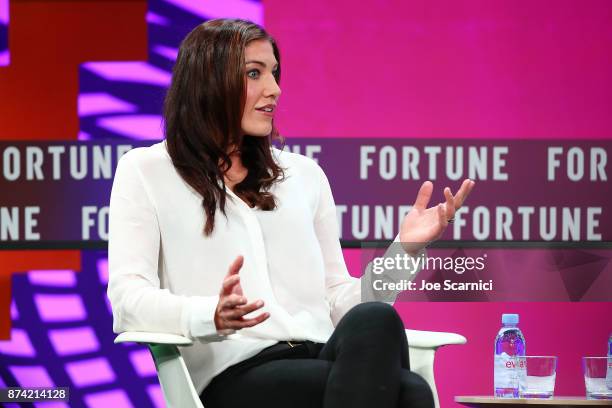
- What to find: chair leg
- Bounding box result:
[148,344,204,408]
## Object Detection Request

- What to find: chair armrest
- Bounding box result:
[114,331,194,346]
[405,329,466,349]
[405,329,467,408]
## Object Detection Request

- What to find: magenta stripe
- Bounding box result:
[0,50,9,66]
[49,327,100,356]
[65,357,116,387]
[82,62,171,86]
[0,329,36,357]
[0,0,8,25]
[96,115,164,140]
[129,349,156,377]
[78,93,137,117]
[97,258,108,284]
[9,366,54,387]
[83,389,133,408]
[10,300,18,320]
[78,131,92,140]
[147,384,164,408]
[146,11,169,26]
[34,294,86,322]
[28,270,77,287]
[163,0,263,25]
[152,45,178,61]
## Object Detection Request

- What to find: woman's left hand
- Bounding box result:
[399,179,475,255]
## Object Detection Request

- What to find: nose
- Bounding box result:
[264,74,281,99]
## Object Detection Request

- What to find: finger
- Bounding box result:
[220,256,244,296]
[221,311,269,330]
[413,181,433,210]
[437,203,447,226]
[444,187,455,221]
[221,293,247,309]
[453,179,475,208]
[220,274,241,296]
[231,281,244,297]
[224,299,264,320]
[226,255,244,277]
[231,312,270,329]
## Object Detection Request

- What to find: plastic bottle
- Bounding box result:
[494,313,526,398]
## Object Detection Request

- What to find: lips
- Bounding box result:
[255,104,276,118]
[255,104,276,113]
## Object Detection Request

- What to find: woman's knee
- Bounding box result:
[399,371,435,408]
[342,302,405,333]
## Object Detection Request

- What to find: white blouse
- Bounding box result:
[107,141,412,393]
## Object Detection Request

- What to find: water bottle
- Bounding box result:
[494,313,526,398]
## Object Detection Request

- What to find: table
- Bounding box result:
[455,396,612,407]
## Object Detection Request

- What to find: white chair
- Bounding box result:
[115,329,466,408]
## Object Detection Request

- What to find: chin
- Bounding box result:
[243,126,272,137]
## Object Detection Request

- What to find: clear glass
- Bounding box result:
[517,356,557,398]
[583,357,612,400]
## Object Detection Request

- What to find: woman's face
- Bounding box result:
[241,39,281,137]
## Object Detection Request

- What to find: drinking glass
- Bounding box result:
[517,356,557,398]
[583,356,612,400]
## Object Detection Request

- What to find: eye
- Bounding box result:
[247,69,260,79]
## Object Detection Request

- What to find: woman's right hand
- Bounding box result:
[214,255,270,331]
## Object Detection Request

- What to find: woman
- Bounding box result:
[107,18,474,408]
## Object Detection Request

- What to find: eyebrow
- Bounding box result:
[245,60,279,69]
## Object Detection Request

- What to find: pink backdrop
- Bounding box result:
[265,0,612,405]
[267,0,612,139]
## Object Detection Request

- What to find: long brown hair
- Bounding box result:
[164,19,284,235]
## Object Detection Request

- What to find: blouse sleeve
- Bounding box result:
[312,164,424,326]
[107,152,229,341]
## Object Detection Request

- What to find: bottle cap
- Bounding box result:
[502,314,519,325]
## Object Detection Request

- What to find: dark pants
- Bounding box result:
[200,302,434,408]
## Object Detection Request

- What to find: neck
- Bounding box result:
[223,148,247,189]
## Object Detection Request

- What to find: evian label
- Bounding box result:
[494,353,523,389]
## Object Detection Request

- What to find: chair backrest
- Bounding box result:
[148,344,204,408]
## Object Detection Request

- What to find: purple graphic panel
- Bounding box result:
[1,1,265,406]
[78,0,264,143]
[0,0,8,66]
[0,251,161,407]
